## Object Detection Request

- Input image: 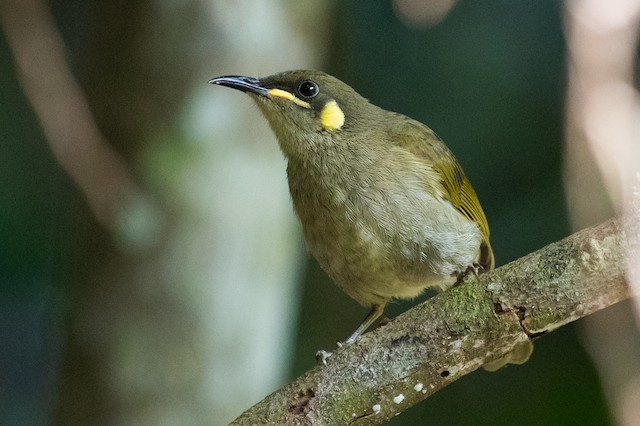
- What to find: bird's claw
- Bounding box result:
[455,263,485,284]
[470,262,483,277]
[315,349,333,366]
[316,339,350,366]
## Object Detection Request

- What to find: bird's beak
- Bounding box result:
[208,75,267,96]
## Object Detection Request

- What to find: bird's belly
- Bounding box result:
[296,189,482,307]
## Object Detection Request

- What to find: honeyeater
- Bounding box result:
[209,70,531,369]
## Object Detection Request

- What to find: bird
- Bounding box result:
[209,70,530,369]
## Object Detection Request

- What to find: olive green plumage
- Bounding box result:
[210,70,529,368]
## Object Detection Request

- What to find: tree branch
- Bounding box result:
[232,216,632,425]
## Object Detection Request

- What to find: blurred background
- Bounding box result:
[1,0,639,425]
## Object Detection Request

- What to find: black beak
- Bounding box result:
[208,75,267,96]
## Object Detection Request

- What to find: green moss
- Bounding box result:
[325,380,376,423]
[437,281,497,334]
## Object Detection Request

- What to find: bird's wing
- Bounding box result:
[389,115,494,270]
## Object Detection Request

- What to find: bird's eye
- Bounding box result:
[297,80,319,99]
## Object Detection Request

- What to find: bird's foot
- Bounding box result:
[470,262,484,276]
[316,304,386,366]
[315,349,334,366]
[316,340,350,366]
[454,263,484,285]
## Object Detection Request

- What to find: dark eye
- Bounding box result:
[297,80,319,98]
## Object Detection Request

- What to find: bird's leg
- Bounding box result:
[344,303,386,345]
[316,303,386,366]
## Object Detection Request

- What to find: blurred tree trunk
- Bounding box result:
[39,1,332,424]
[563,1,640,424]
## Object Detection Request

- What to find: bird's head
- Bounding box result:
[209,70,377,159]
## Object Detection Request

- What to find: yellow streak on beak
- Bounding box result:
[267,88,311,109]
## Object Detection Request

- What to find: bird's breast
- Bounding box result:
[286,150,481,305]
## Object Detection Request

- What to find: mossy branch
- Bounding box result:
[232,216,632,425]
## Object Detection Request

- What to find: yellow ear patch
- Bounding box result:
[320,100,345,131]
[267,88,311,109]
